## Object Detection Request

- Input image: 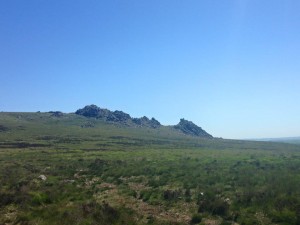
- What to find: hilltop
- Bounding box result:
[75,104,213,138]
[75,104,161,129]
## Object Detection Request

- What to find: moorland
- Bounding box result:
[0,106,300,225]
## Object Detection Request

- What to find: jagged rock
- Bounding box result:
[107,111,131,122]
[132,116,149,125]
[96,108,111,119]
[132,118,142,125]
[149,117,161,128]
[75,105,101,117]
[76,105,156,126]
[75,105,212,138]
[132,116,161,128]
[75,105,115,120]
[174,119,212,138]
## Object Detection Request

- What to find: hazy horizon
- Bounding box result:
[1,1,300,139]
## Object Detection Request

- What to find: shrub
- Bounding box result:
[163,189,181,201]
[31,192,51,205]
[190,214,202,224]
[271,209,297,225]
[198,194,229,217]
[140,190,153,202]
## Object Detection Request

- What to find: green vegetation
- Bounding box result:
[0,112,300,225]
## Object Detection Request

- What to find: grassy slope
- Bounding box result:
[0,112,300,225]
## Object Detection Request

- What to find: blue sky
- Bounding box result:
[1,0,300,139]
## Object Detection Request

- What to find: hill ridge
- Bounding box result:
[75,104,213,138]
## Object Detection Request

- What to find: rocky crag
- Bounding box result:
[75,105,161,128]
[174,118,213,138]
[75,105,212,138]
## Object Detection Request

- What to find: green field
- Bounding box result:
[1,112,300,225]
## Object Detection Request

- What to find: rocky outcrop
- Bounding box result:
[107,111,131,122]
[75,105,212,138]
[75,105,161,128]
[132,116,161,128]
[75,105,102,118]
[149,117,161,128]
[38,174,47,181]
[174,119,213,138]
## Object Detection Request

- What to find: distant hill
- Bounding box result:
[251,137,300,145]
[75,104,213,138]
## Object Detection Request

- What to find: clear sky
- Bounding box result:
[1,0,300,139]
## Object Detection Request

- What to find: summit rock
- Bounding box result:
[174,119,213,138]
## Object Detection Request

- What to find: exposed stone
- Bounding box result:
[97,108,112,119]
[75,105,101,117]
[132,118,142,125]
[149,117,161,128]
[75,105,212,138]
[174,119,213,138]
[132,116,161,128]
[132,116,149,126]
[107,110,131,122]
[38,175,47,181]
